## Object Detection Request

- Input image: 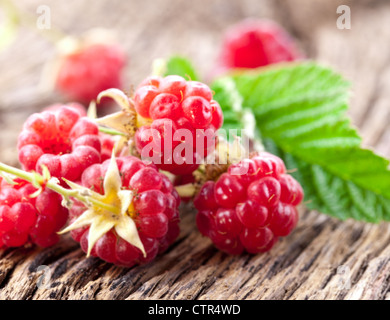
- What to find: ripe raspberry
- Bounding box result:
[0,179,68,248]
[217,19,301,70]
[18,104,102,182]
[134,76,223,175]
[44,102,87,117]
[65,155,180,266]
[99,133,116,162]
[56,44,126,103]
[194,152,303,255]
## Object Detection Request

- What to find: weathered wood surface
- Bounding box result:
[1,0,390,300]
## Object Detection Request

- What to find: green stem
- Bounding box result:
[0,162,119,214]
[0,162,39,184]
[49,182,119,214]
[98,126,127,136]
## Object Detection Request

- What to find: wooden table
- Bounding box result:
[0,0,390,300]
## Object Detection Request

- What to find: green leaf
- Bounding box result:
[215,62,390,222]
[212,77,258,141]
[164,56,199,81]
[212,77,245,132]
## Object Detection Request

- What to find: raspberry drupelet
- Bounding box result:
[62,155,180,267]
[0,179,68,248]
[194,152,303,255]
[18,104,102,183]
[99,133,116,162]
[133,75,223,175]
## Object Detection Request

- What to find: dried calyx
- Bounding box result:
[96,88,152,139]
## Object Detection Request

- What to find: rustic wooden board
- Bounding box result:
[0,0,390,300]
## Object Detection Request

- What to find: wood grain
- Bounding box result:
[0,0,389,300]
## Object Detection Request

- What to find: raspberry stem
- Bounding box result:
[98,126,127,136]
[0,162,119,214]
[0,162,40,185]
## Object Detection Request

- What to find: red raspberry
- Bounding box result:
[134,76,223,175]
[18,104,102,182]
[137,75,162,89]
[217,19,301,71]
[56,44,126,103]
[67,156,180,266]
[99,133,116,162]
[43,102,87,116]
[194,152,303,255]
[0,179,68,248]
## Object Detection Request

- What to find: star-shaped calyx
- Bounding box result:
[59,153,145,257]
[95,88,152,138]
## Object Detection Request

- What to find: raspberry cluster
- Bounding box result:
[68,156,180,266]
[0,179,67,248]
[194,152,303,254]
[18,104,102,182]
[134,75,223,175]
[0,22,306,267]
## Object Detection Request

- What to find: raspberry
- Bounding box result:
[18,104,102,182]
[133,76,223,175]
[0,179,68,248]
[194,152,303,255]
[99,133,116,162]
[217,19,301,70]
[56,44,126,103]
[65,155,180,266]
[137,75,162,89]
[44,102,87,116]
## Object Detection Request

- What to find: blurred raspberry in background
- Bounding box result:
[215,19,302,74]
